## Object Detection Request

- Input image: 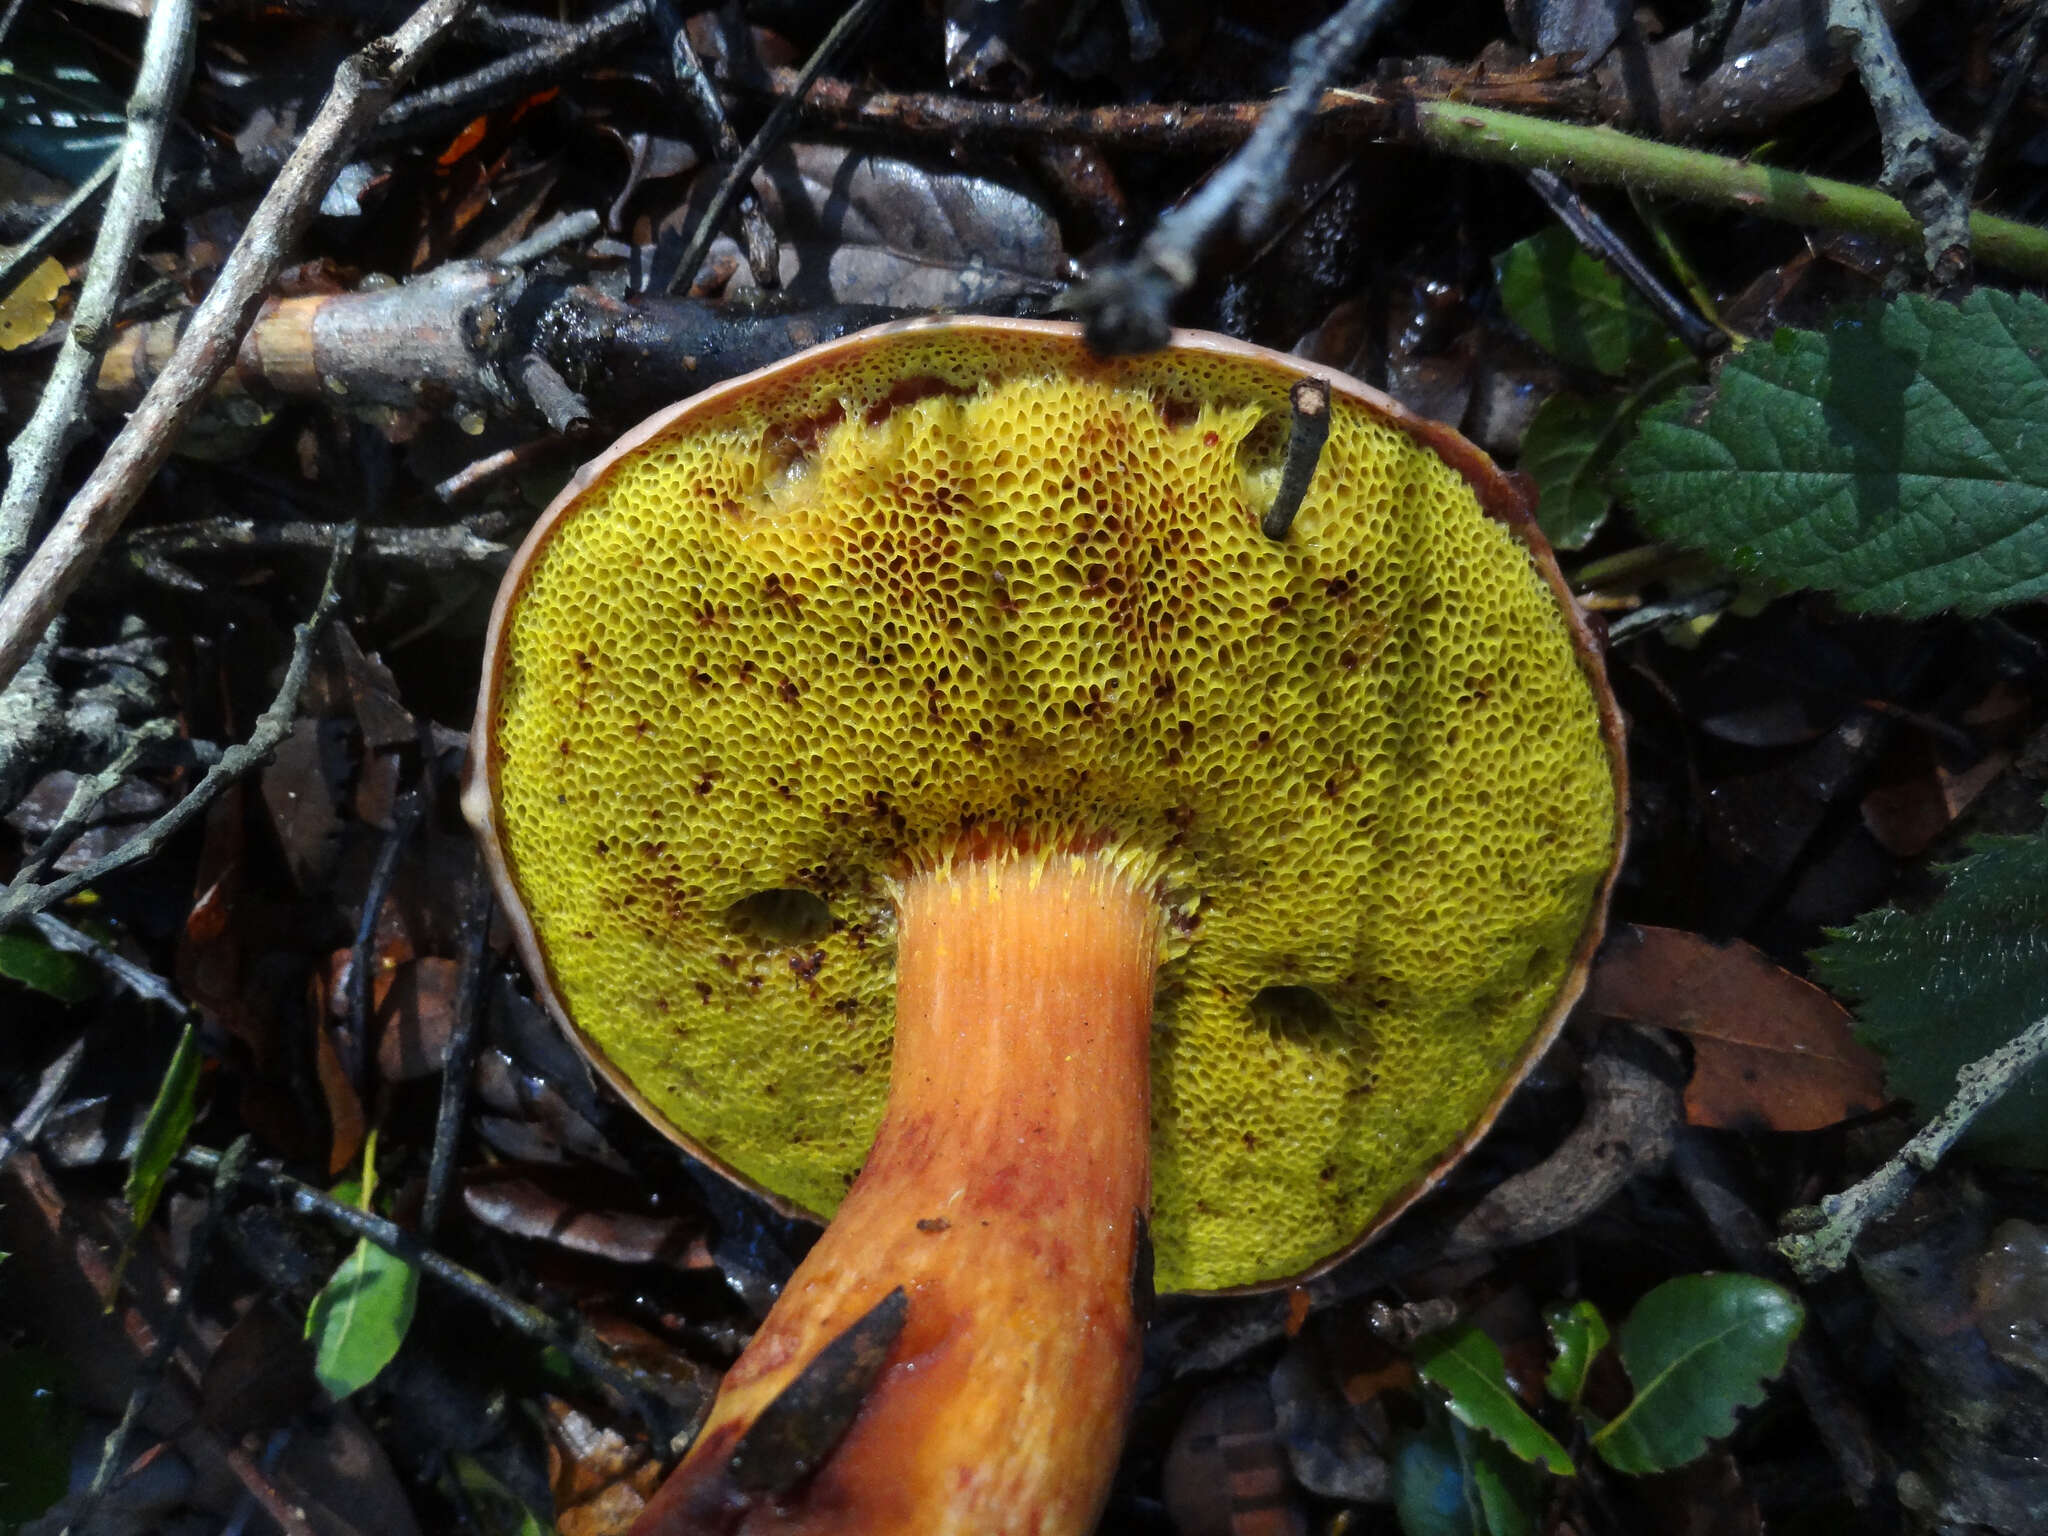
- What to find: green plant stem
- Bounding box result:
[1410,101,2048,282]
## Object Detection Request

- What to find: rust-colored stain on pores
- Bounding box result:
[475,320,1621,1294]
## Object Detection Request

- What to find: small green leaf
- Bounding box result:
[1814,817,2048,1165]
[1495,229,1677,377]
[305,1134,417,1399]
[123,1024,201,1235]
[0,1345,78,1521]
[451,1452,553,1536]
[1523,393,1624,548]
[1619,290,2048,617]
[1392,1420,1540,1536]
[1590,1273,1803,1475]
[1544,1299,1611,1408]
[1414,1324,1574,1475]
[0,929,96,1003]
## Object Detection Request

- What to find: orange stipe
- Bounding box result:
[635,846,1161,1535]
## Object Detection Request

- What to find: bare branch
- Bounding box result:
[0,0,475,692]
[0,0,199,587]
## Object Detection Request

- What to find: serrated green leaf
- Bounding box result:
[1495,229,1680,377]
[123,1024,201,1235]
[1590,1273,1803,1475]
[1620,290,2048,617]
[305,1134,417,1400]
[1414,1324,1574,1475]
[1392,1420,1540,1536]
[0,929,96,1003]
[1813,818,2048,1164]
[1544,1299,1611,1408]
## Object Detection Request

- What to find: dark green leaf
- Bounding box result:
[1544,1299,1611,1408]
[1591,1274,1803,1475]
[1494,229,1678,377]
[451,1451,552,1536]
[1619,290,2048,617]
[1523,393,1624,549]
[1414,1324,1574,1475]
[1814,818,2048,1164]
[123,1024,201,1236]
[1392,1420,1540,1536]
[306,1237,417,1399]
[0,1346,78,1521]
[0,930,96,1003]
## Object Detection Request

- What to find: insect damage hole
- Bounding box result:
[726,888,833,945]
[1249,984,1339,1047]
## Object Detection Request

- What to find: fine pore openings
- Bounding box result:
[725,888,833,945]
[1249,984,1339,1046]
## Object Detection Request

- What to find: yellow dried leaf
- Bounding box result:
[0,256,66,352]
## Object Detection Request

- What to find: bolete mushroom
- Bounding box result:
[462,317,1625,1534]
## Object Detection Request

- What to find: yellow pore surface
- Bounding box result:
[486,326,1618,1293]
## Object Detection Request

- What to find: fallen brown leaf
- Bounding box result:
[1582,924,1887,1133]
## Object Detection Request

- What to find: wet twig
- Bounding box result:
[29,910,199,1015]
[645,0,780,286]
[0,0,199,591]
[125,513,514,586]
[181,1143,701,1438]
[422,867,494,1240]
[10,719,181,891]
[1828,0,1971,281]
[1779,1009,2048,1280]
[497,207,601,267]
[0,0,473,692]
[1066,0,1415,353]
[0,528,354,930]
[371,0,647,146]
[662,0,891,295]
[1523,168,1721,357]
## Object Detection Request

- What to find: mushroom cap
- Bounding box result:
[463,318,1625,1294]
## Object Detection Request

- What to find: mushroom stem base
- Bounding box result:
[634,846,1163,1535]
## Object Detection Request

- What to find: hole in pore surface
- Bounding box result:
[725,889,832,945]
[1249,984,1337,1046]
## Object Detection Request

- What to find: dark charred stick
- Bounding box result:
[0,0,27,52]
[464,3,578,46]
[371,0,648,147]
[661,0,891,295]
[1261,378,1331,541]
[1671,1129,1893,1510]
[29,911,199,1014]
[1522,168,1722,358]
[421,867,493,1240]
[179,1142,700,1438]
[645,0,780,286]
[727,1286,910,1495]
[517,352,592,433]
[0,152,116,305]
[1067,0,1415,354]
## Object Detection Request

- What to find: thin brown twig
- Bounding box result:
[0,0,474,693]
[0,0,199,589]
